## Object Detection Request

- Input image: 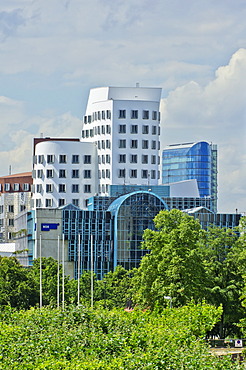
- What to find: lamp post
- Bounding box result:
[164,296,172,309]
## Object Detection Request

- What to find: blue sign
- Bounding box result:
[41,223,59,231]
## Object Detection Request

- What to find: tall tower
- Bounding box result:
[82,86,162,195]
[162,141,218,212]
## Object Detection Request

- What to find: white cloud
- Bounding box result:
[161,48,246,213]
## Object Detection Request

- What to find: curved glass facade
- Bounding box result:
[162,141,218,201]
[108,191,168,270]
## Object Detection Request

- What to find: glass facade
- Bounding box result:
[162,142,217,212]
[108,191,168,270]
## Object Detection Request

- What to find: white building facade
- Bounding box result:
[32,139,98,209]
[81,86,162,195]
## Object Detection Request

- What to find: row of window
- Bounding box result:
[36,154,91,165]
[0,205,26,214]
[98,169,110,179]
[36,184,91,194]
[118,154,160,164]
[0,183,30,192]
[36,198,87,208]
[118,124,159,135]
[36,169,91,179]
[117,169,158,179]
[84,110,111,124]
[118,139,160,150]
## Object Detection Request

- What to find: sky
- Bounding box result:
[0,0,245,213]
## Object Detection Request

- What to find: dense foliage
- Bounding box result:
[0,304,243,369]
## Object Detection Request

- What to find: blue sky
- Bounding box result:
[0,0,245,213]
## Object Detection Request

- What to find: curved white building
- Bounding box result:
[33,139,97,209]
[82,86,162,195]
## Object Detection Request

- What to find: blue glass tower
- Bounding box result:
[162,142,217,212]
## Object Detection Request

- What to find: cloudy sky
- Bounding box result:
[0,0,245,213]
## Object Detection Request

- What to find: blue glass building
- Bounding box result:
[162,142,217,212]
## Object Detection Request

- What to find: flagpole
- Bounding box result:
[77,234,81,306]
[62,233,65,311]
[40,233,42,309]
[57,235,60,309]
[91,234,93,308]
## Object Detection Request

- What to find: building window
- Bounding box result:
[37,169,43,178]
[45,199,53,207]
[72,184,79,193]
[101,125,105,134]
[72,155,79,164]
[47,169,54,178]
[142,170,148,179]
[142,110,149,119]
[59,169,66,178]
[20,205,26,212]
[36,184,42,193]
[151,155,156,164]
[46,184,53,193]
[106,154,110,163]
[47,154,55,164]
[142,125,149,134]
[119,124,126,133]
[142,140,148,149]
[98,156,101,164]
[38,155,44,164]
[119,110,126,119]
[59,184,66,193]
[84,170,91,179]
[13,183,20,191]
[36,199,41,207]
[130,169,137,178]
[131,110,138,119]
[106,169,110,178]
[151,141,157,149]
[131,140,138,149]
[97,141,101,149]
[8,219,14,227]
[102,155,105,164]
[98,111,101,120]
[142,155,148,164]
[131,125,138,134]
[98,170,101,179]
[118,169,125,178]
[101,140,105,149]
[106,125,111,134]
[97,126,101,135]
[152,126,157,135]
[59,199,65,207]
[8,205,14,213]
[152,111,157,120]
[72,169,79,178]
[119,140,126,149]
[72,199,79,207]
[106,110,111,119]
[130,154,138,163]
[84,155,91,164]
[59,154,67,163]
[8,232,12,240]
[23,183,29,191]
[151,170,156,179]
[102,111,106,120]
[102,170,105,178]
[84,184,91,193]
[119,154,126,163]
[106,140,111,149]
[4,183,10,191]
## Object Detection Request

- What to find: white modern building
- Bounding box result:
[32,138,98,209]
[81,86,162,195]
[32,86,162,208]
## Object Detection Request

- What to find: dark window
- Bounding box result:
[130,154,138,163]
[131,110,138,119]
[119,124,126,133]
[142,140,148,149]
[152,126,157,135]
[119,110,126,119]
[142,170,148,179]
[142,110,149,119]
[72,155,79,164]
[131,140,138,148]
[47,169,53,178]
[8,205,14,213]
[84,184,91,193]
[59,155,67,163]
[84,170,91,178]
[151,141,156,149]
[72,199,79,207]
[72,169,79,178]
[119,140,126,148]
[59,199,65,207]
[59,184,66,193]
[151,155,156,164]
[84,155,91,164]
[59,169,66,178]
[47,155,54,163]
[118,169,125,178]
[131,125,138,134]
[152,111,157,120]
[142,155,148,164]
[130,169,137,178]
[72,184,79,193]
[46,184,53,193]
[142,125,149,134]
[119,154,126,163]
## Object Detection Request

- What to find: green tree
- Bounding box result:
[202,226,245,337]
[134,209,207,308]
[0,256,38,308]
